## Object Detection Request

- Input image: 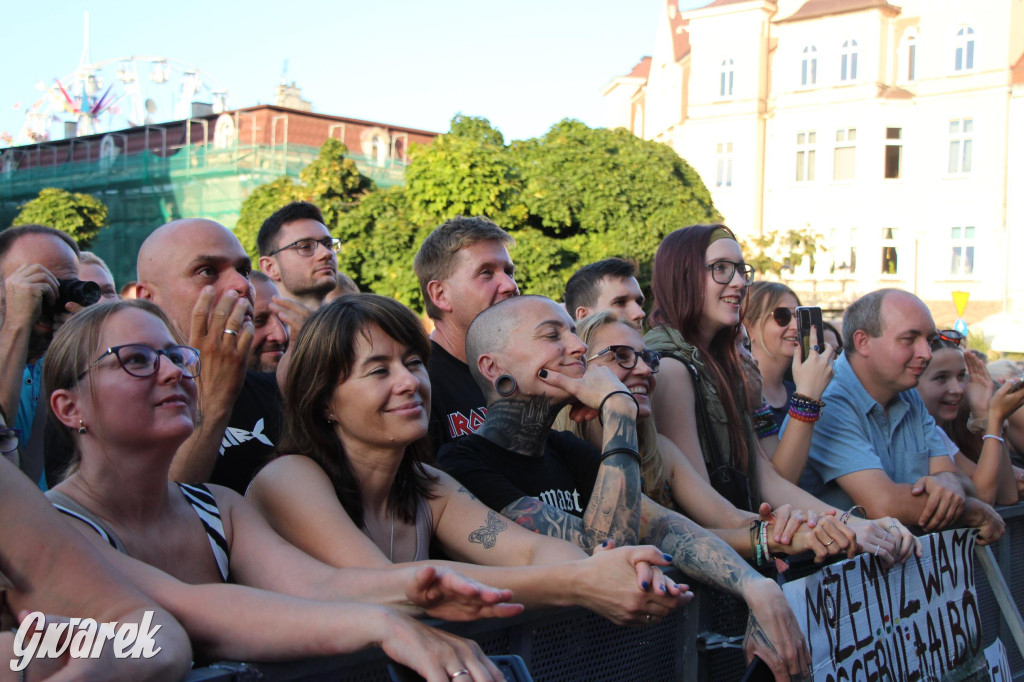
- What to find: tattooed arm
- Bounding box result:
[641,496,811,682]
[482,366,645,551]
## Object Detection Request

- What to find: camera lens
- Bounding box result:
[57,279,101,307]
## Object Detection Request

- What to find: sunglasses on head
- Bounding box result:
[771,307,795,327]
[936,329,965,348]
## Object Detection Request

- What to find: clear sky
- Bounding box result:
[1,0,710,146]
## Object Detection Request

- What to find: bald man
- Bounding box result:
[799,288,1005,544]
[136,219,282,491]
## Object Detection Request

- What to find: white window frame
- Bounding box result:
[884,127,902,180]
[840,39,859,82]
[954,26,975,72]
[801,45,818,87]
[833,128,856,181]
[795,131,816,182]
[901,31,917,82]
[715,142,733,188]
[880,227,899,276]
[947,118,973,175]
[720,58,735,98]
[950,226,976,276]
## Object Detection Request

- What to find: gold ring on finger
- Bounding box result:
[823,539,835,547]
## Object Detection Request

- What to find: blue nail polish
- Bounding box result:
[660,583,667,592]
[641,581,649,591]
[662,553,673,562]
[538,369,548,378]
[601,539,609,548]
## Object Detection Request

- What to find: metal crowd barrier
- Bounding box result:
[187,505,1024,682]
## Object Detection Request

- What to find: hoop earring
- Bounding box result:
[78,420,87,435]
[495,374,517,397]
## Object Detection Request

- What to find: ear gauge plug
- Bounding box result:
[538,369,548,379]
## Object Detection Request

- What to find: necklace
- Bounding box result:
[366,510,395,562]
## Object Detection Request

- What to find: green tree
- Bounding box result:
[13,188,108,249]
[235,140,373,261]
[234,177,302,259]
[244,115,720,311]
[741,228,823,279]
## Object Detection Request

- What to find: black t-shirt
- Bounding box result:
[212,370,282,493]
[427,340,488,449]
[769,380,797,428]
[437,431,601,518]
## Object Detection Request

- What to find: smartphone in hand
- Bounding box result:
[796,306,824,362]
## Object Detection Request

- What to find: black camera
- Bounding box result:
[43,279,101,316]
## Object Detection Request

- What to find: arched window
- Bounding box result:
[840,39,858,81]
[720,58,734,97]
[954,26,975,71]
[901,30,917,81]
[801,45,818,86]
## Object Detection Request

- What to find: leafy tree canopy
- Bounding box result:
[342,115,719,305]
[13,187,108,249]
[242,115,720,309]
[235,140,373,260]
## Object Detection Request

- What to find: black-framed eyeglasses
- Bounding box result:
[0,428,20,455]
[936,329,965,348]
[705,260,755,286]
[77,344,201,381]
[771,307,795,327]
[268,237,342,258]
[587,345,661,373]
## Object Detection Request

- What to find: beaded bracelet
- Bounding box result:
[749,519,761,566]
[752,403,780,439]
[597,390,640,426]
[760,521,774,562]
[788,392,826,423]
[982,434,1005,444]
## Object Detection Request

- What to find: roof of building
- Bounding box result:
[775,0,901,24]
[669,11,691,62]
[705,0,774,6]
[627,56,653,80]
[1013,51,1024,85]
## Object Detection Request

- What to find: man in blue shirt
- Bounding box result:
[802,288,1003,544]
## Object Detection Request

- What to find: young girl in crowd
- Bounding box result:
[915,331,1024,505]
[42,299,516,680]
[741,281,834,483]
[643,225,917,563]
[247,294,685,626]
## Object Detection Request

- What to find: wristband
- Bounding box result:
[788,392,825,423]
[600,446,642,465]
[597,390,639,426]
[982,434,1005,444]
[752,403,780,438]
[760,521,774,561]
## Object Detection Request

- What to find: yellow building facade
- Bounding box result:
[603,0,1024,332]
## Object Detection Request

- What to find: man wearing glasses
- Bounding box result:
[257,202,341,310]
[797,288,1005,544]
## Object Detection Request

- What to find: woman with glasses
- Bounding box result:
[554,312,856,565]
[915,330,1024,505]
[246,294,687,627]
[40,299,522,681]
[644,225,918,566]
[741,282,835,483]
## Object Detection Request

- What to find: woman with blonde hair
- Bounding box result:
[42,298,519,680]
[741,281,835,482]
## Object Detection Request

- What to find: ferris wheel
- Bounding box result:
[7,14,228,147]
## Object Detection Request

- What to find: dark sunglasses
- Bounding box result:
[588,345,661,373]
[935,329,965,348]
[771,307,795,327]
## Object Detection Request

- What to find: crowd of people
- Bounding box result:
[1,208,1021,681]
